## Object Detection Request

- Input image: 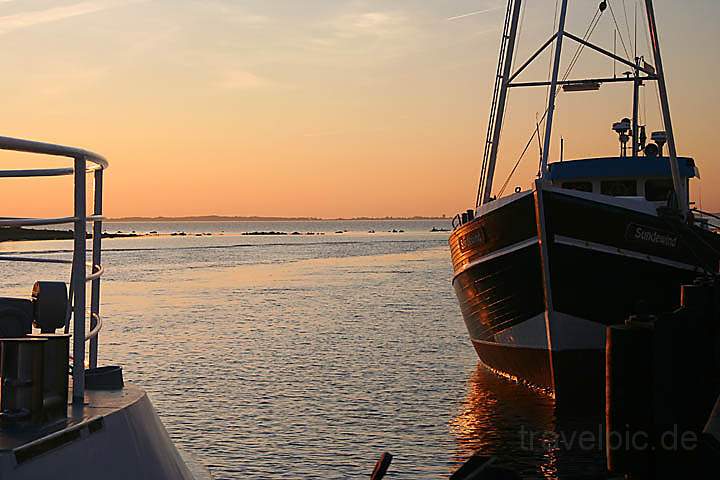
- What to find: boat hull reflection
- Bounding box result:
[450,365,607,478]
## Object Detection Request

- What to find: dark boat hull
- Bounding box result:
[450,186,720,403]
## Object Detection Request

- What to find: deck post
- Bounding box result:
[90,169,103,369]
[539,0,569,179]
[72,155,87,404]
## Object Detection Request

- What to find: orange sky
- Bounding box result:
[0,0,717,218]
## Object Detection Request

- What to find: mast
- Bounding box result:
[644,0,688,216]
[473,0,685,210]
[539,0,569,178]
[479,0,523,206]
[631,57,641,158]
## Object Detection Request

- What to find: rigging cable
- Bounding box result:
[607,0,631,59]
[544,0,561,109]
[540,6,602,159]
[621,0,634,57]
[660,213,720,276]
[512,0,527,72]
[534,0,564,167]
[497,114,546,196]
[535,1,598,178]
[636,0,664,124]
[535,116,543,176]
[695,209,720,223]
[497,0,528,166]
[563,8,604,82]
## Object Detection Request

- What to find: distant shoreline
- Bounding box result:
[0,227,143,243]
[107,215,449,222]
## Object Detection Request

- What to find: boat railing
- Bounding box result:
[691,208,720,234]
[0,135,108,404]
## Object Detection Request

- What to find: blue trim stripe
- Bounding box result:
[548,156,697,181]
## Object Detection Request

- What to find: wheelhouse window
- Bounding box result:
[561,181,592,192]
[601,180,637,196]
[645,179,674,201]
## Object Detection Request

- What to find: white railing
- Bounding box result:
[0,135,108,404]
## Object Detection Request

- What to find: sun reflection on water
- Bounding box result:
[450,365,606,479]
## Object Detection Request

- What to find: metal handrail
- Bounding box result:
[0,167,74,177]
[0,165,105,178]
[85,313,102,341]
[0,215,106,227]
[0,216,77,227]
[86,265,104,282]
[0,255,72,264]
[0,256,103,285]
[0,135,108,169]
[0,134,108,405]
[0,256,102,273]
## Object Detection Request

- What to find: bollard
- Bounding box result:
[606,277,720,477]
[652,278,720,473]
[28,333,70,420]
[0,338,47,424]
[605,319,655,476]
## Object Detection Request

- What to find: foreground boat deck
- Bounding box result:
[0,385,206,479]
[0,385,143,453]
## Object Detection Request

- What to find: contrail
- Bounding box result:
[446,7,502,21]
[0,0,147,35]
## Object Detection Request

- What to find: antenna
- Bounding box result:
[632,57,641,158]
[651,131,667,156]
[613,118,631,157]
[634,2,638,59]
[613,31,617,78]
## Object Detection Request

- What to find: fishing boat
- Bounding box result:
[0,137,210,478]
[449,0,720,402]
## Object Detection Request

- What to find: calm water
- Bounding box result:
[1,220,605,479]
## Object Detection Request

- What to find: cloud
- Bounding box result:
[0,0,147,35]
[302,9,419,63]
[330,11,410,39]
[215,70,278,90]
[446,7,503,22]
[189,1,269,26]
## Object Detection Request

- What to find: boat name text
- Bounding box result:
[459,228,487,251]
[626,223,678,248]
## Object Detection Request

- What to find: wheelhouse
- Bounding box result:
[548,155,698,206]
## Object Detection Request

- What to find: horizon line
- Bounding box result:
[106,214,452,222]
